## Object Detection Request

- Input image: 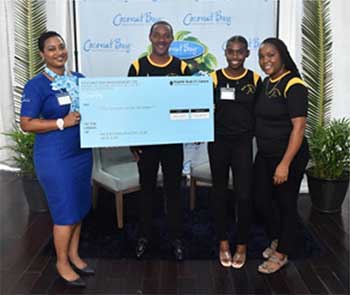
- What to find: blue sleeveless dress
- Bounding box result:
[21,72,92,225]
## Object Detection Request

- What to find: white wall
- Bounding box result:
[330,0,350,118]
[46,0,75,71]
[278,0,303,67]
[0,0,15,165]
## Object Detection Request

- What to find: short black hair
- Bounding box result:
[261,37,301,77]
[38,31,64,52]
[226,35,248,49]
[149,21,173,36]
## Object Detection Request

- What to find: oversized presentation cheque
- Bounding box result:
[79,76,214,148]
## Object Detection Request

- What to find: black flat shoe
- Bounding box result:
[58,275,86,288]
[136,237,148,259]
[173,239,185,261]
[71,263,95,276]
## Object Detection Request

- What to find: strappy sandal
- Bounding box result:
[262,239,278,259]
[258,254,288,274]
[219,249,232,267]
[232,251,246,269]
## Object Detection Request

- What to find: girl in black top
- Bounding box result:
[254,38,309,274]
[209,36,261,268]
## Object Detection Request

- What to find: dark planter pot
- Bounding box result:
[306,170,349,213]
[22,174,48,213]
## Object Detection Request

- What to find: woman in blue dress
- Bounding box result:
[20,31,94,287]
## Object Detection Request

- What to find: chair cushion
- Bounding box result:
[100,147,134,168]
[94,162,139,191]
[191,162,212,182]
[191,162,233,187]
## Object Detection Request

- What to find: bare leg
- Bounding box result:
[219,240,232,267]
[235,244,247,255]
[68,222,87,269]
[220,240,230,252]
[232,244,247,269]
[53,224,79,281]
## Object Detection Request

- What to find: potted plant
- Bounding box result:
[301,0,350,212]
[4,127,48,212]
[306,119,350,213]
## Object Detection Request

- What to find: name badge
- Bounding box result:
[220,87,235,100]
[56,93,72,106]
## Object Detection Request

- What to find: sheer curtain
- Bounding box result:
[0,0,15,166]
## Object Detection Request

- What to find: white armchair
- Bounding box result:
[92,147,140,229]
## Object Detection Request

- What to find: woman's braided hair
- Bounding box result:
[261,37,301,78]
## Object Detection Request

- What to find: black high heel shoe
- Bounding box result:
[56,268,86,287]
[71,262,95,275]
[58,275,86,287]
[135,237,149,259]
[172,239,185,261]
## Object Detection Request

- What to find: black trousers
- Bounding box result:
[137,144,183,240]
[253,147,309,255]
[208,135,253,244]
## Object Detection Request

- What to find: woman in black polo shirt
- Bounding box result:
[254,38,309,274]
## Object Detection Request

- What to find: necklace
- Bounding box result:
[265,79,282,98]
[265,71,291,98]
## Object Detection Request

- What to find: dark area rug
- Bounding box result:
[45,186,328,260]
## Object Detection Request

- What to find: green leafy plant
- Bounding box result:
[6,0,46,173]
[301,0,333,138]
[174,30,217,73]
[14,0,47,122]
[308,118,350,180]
[4,127,35,175]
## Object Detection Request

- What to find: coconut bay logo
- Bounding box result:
[140,31,217,74]
[83,38,131,53]
[170,41,204,60]
[183,10,232,26]
[112,12,161,26]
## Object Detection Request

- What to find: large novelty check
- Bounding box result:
[79,76,214,147]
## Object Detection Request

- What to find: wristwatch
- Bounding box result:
[56,118,64,130]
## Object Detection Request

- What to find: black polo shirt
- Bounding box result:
[210,69,261,140]
[254,71,308,157]
[128,55,191,77]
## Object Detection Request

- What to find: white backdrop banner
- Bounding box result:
[76,0,277,77]
[75,0,277,172]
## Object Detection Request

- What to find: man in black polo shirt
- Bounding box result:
[128,21,191,261]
